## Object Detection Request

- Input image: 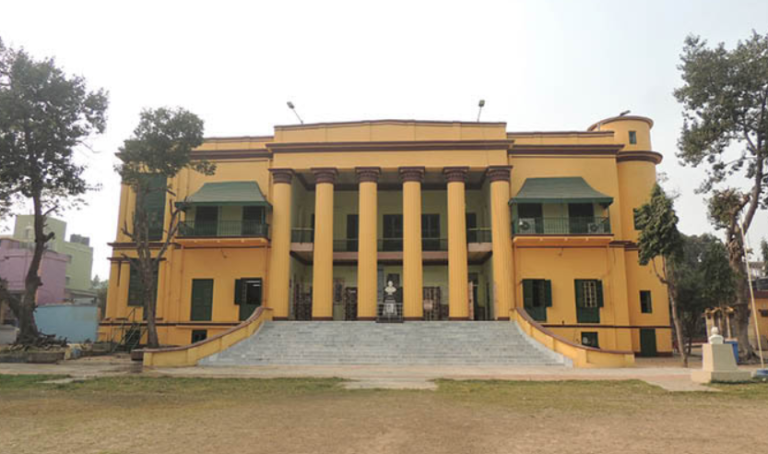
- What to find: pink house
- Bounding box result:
[0,239,68,305]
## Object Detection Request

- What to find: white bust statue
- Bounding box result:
[384,280,397,297]
[709,326,724,344]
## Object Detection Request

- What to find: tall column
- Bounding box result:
[444,167,469,320]
[488,166,514,320]
[400,167,424,320]
[267,169,293,319]
[356,167,380,320]
[311,168,337,320]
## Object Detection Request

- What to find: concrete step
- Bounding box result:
[200,321,569,367]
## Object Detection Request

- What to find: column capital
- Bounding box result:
[443,167,469,183]
[399,166,425,183]
[269,168,294,184]
[486,165,512,183]
[356,167,381,183]
[311,167,338,185]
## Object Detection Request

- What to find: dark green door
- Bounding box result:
[575,279,602,323]
[422,214,440,251]
[195,206,219,236]
[190,279,214,321]
[346,214,358,251]
[235,278,262,321]
[568,203,594,234]
[639,329,657,357]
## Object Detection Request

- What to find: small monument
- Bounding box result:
[691,327,752,383]
[378,281,403,323]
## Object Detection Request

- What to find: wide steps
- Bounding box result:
[200,321,566,367]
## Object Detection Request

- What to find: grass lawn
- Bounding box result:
[1,375,767,454]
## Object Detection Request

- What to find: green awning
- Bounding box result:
[510,177,613,205]
[181,181,271,208]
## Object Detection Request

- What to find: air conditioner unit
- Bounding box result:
[518,218,536,234]
[587,222,606,234]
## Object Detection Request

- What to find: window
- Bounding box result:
[466,213,478,242]
[140,175,167,241]
[128,263,158,307]
[522,279,552,322]
[640,291,653,313]
[629,131,637,145]
[575,279,603,323]
[346,214,358,251]
[581,332,599,348]
[190,279,214,321]
[382,214,403,251]
[422,214,440,250]
[191,330,207,343]
[235,278,263,321]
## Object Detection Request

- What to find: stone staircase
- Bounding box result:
[200,321,570,367]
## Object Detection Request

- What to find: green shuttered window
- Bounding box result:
[143,175,167,241]
[522,279,552,322]
[190,279,214,321]
[575,279,603,323]
[640,290,653,313]
[127,263,158,307]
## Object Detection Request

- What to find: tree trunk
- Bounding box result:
[15,194,49,345]
[728,248,754,361]
[665,277,688,368]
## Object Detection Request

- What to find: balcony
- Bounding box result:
[179,220,270,238]
[467,227,491,243]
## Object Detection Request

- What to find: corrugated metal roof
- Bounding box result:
[184,182,271,207]
[511,177,613,205]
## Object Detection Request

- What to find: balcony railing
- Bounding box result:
[512,216,611,235]
[291,228,314,243]
[467,228,492,243]
[334,239,358,252]
[179,220,269,238]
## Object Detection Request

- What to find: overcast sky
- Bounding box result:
[1,0,766,280]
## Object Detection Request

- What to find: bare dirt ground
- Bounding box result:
[1,375,767,454]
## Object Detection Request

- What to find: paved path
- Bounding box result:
[0,355,747,392]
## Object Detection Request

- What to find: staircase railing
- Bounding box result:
[512,307,635,368]
[140,307,273,367]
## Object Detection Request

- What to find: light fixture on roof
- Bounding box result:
[287,101,304,124]
[477,99,486,122]
[619,110,631,116]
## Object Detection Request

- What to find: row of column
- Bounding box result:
[266,166,515,321]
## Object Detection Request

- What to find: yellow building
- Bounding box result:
[100,115,672,358]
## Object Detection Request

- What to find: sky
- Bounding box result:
[1,0,766,280]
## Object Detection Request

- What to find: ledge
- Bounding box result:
[512,308,635,368]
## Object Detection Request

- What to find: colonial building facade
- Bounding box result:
[100,115,672,356]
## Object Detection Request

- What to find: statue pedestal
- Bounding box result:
[691,344,752,383]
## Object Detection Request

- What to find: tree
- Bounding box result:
[674,31,768,359]
[0,37,108,345]
[116,107,214,348]
[91,275,109,320]
[674,235,736,355]
[634,184,688,365]
[761,239,768,276]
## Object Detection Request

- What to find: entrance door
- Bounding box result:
[423,287,443,320]
[639,329,657,357]
[236,278,262,321]
[344,287,358,320]
[469,273,480,320]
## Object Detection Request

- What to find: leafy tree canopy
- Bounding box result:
[0,36,109,215]
[634,184,684,266]
[116,107,213,189]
